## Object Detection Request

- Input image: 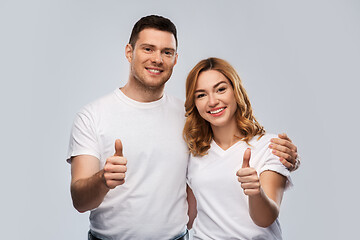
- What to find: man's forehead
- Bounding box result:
[136,28,176,48]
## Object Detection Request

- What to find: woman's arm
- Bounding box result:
[186,185,197,229]
[248,171,286,227]
[237,148,287,227]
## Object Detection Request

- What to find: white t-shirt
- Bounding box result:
[67,89,189,240]
[187,133,292,240]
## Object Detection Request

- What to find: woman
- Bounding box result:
[184,58,292,239]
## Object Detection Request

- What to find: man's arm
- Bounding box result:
[269,133,300,171]
[186,185,197,229]
[70,139,127,213]
[70,155,109,213]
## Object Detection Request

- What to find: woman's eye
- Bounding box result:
[196,94,205,99]
[217,87,226,92]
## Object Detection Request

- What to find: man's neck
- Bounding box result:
[120,81,165,103]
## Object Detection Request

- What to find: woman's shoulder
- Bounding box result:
[249,133,277,147]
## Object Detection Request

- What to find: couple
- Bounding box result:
[67,15,299,240]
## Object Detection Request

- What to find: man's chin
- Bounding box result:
[143,80,168,90]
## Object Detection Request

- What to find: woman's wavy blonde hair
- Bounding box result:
[183,57,265,156]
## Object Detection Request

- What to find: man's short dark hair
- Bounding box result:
[129,15,178,49]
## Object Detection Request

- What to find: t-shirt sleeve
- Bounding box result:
[66,108,101,163]
[258,147,293,191]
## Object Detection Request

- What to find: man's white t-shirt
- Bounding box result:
[67,89,189,240]
[187,133,292,240]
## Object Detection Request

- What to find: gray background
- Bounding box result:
[1,0,359,239]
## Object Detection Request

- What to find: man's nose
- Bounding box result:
[151,51,163,64]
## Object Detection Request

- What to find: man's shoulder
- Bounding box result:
[78,89,118,114]
[164,93,184,108]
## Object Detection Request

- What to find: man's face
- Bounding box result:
[126,28,178,91]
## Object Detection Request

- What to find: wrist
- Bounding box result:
[293,155,301,171]
[99,169,110,190]
[248,187,265,200]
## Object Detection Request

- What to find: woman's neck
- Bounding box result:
[211,121,243,151]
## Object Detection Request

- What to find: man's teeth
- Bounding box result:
[148,69,161,73]
[210,108,224,114]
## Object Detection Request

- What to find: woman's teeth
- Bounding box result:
[210,108,224,114]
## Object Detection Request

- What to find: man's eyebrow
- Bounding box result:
[163,47,176,52]
[139,44,176,52]
[139,43,155,48]
[194,81,228,93]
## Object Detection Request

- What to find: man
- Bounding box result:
[67,15,299,240]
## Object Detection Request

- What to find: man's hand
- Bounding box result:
[103,139,127,189]
[269,133,300,171]
[237,148,261,196]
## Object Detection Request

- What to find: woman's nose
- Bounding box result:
[208,94,219,107]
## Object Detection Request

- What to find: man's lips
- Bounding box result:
[146,67,163,74]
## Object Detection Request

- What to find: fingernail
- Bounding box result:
[269,144,273,148]
[272,150,276,154]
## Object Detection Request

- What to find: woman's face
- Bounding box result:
[194,70,238,129]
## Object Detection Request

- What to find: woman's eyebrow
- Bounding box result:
[213,81,227,88]
[194,81,228,93]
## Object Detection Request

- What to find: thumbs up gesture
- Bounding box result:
[236,148,261,196]
[103,139,127,189]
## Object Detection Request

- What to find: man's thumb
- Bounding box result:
[242,148,251,168]
[114,139,123,157]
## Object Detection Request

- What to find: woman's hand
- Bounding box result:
[237,148,261,196]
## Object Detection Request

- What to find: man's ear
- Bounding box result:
[125,44,133,63]
[174,52,178,66]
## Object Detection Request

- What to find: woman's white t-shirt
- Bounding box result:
[187,133,292,240]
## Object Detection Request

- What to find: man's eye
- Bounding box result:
[144,48,152,52]
[163,50,174,57]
